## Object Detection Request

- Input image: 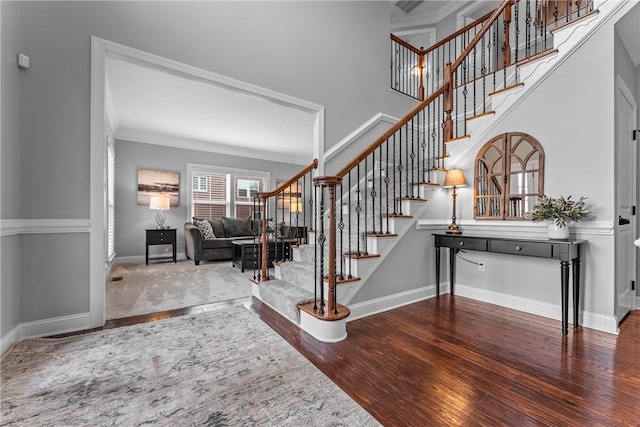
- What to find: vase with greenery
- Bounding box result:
[524,195,591,239]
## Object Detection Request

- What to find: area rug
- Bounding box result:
[1,305,379,426]
[106,260,255,320]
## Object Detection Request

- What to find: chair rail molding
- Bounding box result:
[0,219,91,237]
[416,219,615,237]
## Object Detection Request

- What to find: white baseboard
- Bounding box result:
[115,253,186,265]
[1,325,21,357]
[347,282,618,335]
[347,286,433,322]
[455,284,619,335]
[1,312,93,357]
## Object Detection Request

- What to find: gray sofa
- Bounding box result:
[184,216,255,265]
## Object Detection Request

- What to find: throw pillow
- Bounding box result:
[193,218,215,239]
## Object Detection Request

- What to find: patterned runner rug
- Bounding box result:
[107,260,255,320]
[1,305,379,426]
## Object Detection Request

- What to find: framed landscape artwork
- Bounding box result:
[137,169,180,207]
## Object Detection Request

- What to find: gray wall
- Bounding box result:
[1,1,22,339]
[2,0,637,350]
[433,16,619,319]
[114,139,304,258]
[2,0,417,348]
[354,5,637,326]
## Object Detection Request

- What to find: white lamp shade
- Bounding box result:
[443,169,467,188]
[149,196,170,210]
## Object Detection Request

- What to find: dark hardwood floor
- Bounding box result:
[252,295,640,426]
[48,292,639,425]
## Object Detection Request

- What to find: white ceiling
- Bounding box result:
[105,56,316,165]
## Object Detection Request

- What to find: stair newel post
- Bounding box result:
[261,196,269,282]
[329,181,339,315]
[312,176,341,316]
[444,62,454,143]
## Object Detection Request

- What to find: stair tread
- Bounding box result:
[380,214,413,219]
[397,196,428,201]
[466,111,495,121]
[364,232,399,237]
[412,181,440,187]
[516,48,558,67]
[489,82,525,97]
[550,9,599,34]
[343,252,381,259]
[445,135,470,144]
[298,301,350,321]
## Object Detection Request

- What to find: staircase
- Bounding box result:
[251,0,623,342]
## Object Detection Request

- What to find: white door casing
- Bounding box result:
[615,75,637,325]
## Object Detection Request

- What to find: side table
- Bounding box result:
[146,228,177,265]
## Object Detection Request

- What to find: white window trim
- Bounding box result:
[187,163,270,221]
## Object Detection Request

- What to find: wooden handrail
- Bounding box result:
[450,0,513,72]
[390,10,494,57]
[255,158,317,283]
[423,10,494,55]
[334,85,446,179]
[258,158,318,198]
[390,34,422,54]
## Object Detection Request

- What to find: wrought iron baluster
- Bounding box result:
[481,34,487,114]
[421,108,427,187]
[253,196,259,281]
[371,149,378,234]
[392,134,397,216]
[363,156,368,255]
[405,122,410,198]
[502,16,508,90]
[317,185,325,315]
[379,145,384,233]
[356,164,361,256]
[347,171,353,278]
[385,140,390,233]
[338,184,344,280]
[398,127,404,215]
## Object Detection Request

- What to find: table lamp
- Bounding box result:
[149,196,170,229]
[443,169,467,234]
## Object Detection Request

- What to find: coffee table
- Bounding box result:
[231,239,294,272]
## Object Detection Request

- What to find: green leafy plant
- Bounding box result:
[524,195,591,227]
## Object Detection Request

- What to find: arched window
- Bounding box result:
[474,132,544,220]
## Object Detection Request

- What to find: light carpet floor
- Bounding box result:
[1,304,379,426]
[107,260,255,320]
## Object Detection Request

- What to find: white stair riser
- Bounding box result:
[366,235,395,254]
[345,257,378,278]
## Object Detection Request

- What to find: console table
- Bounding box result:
[146,228,177,265]
[433,233,583,335]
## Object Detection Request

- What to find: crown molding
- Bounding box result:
[115,128,309,166]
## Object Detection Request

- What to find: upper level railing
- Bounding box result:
[392,0,594,106]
